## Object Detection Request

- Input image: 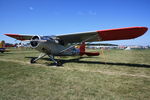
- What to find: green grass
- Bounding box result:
[0,48,150,100]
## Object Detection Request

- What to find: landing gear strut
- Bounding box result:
[30,53,62,66]
[30,53,46,64]
[48,55,62,66]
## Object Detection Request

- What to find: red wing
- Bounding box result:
[57,27,148,43]
[97,27,148,41]
[4,34,33,41]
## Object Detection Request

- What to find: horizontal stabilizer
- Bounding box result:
[79,42,99,56]
[85,52,100,56]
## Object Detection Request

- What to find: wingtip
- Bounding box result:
[136,26,148,36]
[4,33,18,36]
[4,33,8,35]
[140,26,148,33]
[97,26,148,41]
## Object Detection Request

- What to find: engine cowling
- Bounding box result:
[30,35,59,54]
[30,36,56,48]
[30,36,40,48]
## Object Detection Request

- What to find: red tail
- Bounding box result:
[79,42,85,56]
[79,42,99,56]
[80,42,85,52]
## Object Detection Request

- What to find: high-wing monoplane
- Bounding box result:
[5,27,148,66]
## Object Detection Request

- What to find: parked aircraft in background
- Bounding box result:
[0,41,6,53]
[5,27,148,66]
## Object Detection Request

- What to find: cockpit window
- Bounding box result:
[41,36,53,40]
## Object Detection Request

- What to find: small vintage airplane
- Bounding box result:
[0,41,6,53]
[4,26,148,66]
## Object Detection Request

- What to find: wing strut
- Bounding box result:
[59,34,98,54]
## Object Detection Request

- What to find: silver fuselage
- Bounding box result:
[30,35,80,56]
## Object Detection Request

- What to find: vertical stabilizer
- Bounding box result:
[79,42,99,56]
[79,42,86,56]
[79,42,85,53]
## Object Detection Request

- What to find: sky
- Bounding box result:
[0,0,150,46]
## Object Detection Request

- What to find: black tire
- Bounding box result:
[30,58,36,63]
[56,60,62,66]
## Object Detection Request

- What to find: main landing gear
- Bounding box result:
[30,53,62,66]
[48,55,62,66]
[30,53,46,63]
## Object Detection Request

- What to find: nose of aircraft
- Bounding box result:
[30,36,40,48]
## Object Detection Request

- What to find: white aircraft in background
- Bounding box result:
[5,26,148,66]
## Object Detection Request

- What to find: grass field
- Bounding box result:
[0,48,150,100]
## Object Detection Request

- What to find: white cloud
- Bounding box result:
[77,11,84,15]
[29,6,34,11]
[77,10,97,16]
[88,10,97,15]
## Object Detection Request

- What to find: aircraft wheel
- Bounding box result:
[30,58,36,63]
[56,60,62,66]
